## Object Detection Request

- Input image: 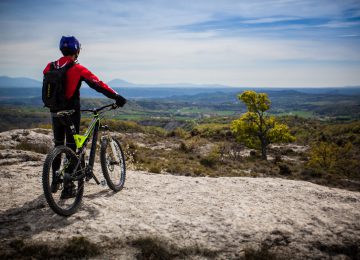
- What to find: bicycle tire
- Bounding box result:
[42,145,84,216]
[100,137,126,191]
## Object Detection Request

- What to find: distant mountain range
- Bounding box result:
[107,79,228,89]
[0,76,42,88]
[1,76,360,96]
[0,76,228,89]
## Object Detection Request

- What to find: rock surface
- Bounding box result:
[0,130,359,259]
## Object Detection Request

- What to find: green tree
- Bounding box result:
[231,90,295,160]
[308,141,359,177]
[307,142,338,171]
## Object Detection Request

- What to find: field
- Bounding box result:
[1,87,360,132]
[1,87,360,191]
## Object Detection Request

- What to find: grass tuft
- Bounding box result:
[0,236,101,259]
[242,244,282,260]
[131,236,219,260]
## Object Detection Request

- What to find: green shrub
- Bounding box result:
[165,163,184,174]
[200,156,217,168]
[178,140,199,153]
[307,141,360,178]
[250,150,257,157]
[148,164,162,174]
[144,126,167,136]
[278,163,292,176]
[191,123,230,139]
[167,128,189,138]
[193,167,204,176]
[98,119,143,133]
[179,141,191,152]
[301,168,324,179]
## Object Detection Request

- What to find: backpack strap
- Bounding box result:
[49,62,56,71]
[64,61,74,70]
[49,60,74,71]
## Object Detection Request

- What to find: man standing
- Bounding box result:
[43,35,126,198]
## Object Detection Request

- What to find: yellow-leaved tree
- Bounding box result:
[231,90,295,160]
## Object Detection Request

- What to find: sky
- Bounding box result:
[0,0,360,87]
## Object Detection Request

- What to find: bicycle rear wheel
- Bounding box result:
[42,145,84,216]
[100,137,126,191]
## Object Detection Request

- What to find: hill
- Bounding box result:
[0,129,359,259]
[0,76,41,88]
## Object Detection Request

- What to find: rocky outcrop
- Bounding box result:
[0,129,359,259]
[0,128,52,150]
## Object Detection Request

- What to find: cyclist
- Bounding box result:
[43,35,127,199]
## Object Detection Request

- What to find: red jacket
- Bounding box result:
[43,56,118,110]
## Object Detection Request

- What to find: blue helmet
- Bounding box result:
[59,36,81,56]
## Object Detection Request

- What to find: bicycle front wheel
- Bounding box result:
[100,137,126,191]
[42,145,84,216]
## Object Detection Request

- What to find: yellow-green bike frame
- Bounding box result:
[63,103,118,184]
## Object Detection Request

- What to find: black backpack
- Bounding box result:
[42,61,74,111]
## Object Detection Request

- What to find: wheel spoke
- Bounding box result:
[100,137,126,191]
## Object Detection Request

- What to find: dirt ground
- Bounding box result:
[0,148,359,259]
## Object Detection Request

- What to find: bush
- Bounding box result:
[301,168,324,179]
[167,128,189,138]
[179,141,192,153]
[165,163,184,174]
[178,140,199,153]
[200,156,217,168]
[273,155,282,164]
[101,119,143,133]
[191,123,230,139]
[278,163,292,176]
[148,164,162,174]
[307,141,360,178]
[250,150,257,157]
[144,126,167,136]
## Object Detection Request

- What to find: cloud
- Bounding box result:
[0,0,360,87]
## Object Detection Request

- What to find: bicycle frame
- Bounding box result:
[63,103,116,183]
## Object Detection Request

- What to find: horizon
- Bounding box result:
[1,0,360,88]
[1,75,360,89]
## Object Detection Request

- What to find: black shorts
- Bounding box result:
[51,110,81,152]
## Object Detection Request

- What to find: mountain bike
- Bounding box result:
[42,103,126,216]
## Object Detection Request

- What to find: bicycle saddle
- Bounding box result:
[56,110,75,117]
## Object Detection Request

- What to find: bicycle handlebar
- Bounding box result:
[80,103,118,114]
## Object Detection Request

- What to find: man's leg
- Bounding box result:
[65,110,80,152]
[51,116,66,193]
[61,110,81,199]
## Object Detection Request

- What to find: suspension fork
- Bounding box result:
[108,132,118,160]
[101,125,117,160]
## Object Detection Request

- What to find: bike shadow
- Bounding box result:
[84,188,118,199]
[0,194,100,240]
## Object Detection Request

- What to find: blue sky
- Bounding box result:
[0,0,360,87]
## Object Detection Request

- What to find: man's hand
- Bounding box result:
[115,95,127,107]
